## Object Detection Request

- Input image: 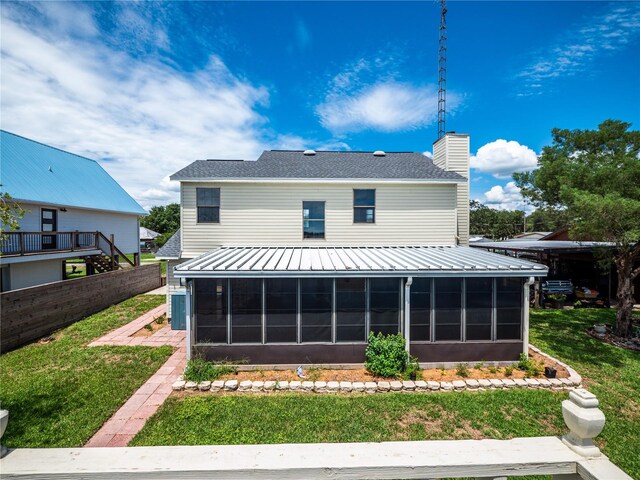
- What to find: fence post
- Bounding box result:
[134,252,140,266]
[19,232,25,255]
[109,234,116,270]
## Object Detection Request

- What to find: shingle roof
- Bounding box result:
[170,150,465,182]
[155,229,181,259]
[1,130,146,215]
[174,245,547,278]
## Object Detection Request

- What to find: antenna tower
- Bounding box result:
[437,0,447,139]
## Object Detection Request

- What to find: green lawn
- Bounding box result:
[132,308,639,478]
[528,308,639,477]
[0,294,171,448]
[125,253,167,276]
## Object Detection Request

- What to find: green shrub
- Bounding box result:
[516,353,543,378]
[184,357,236,382]
[517,352,532,371]
[504,366,514,377]
[455,363,470,377]
[547,293,567,302]
[364,332,408,378]
[488,366,498,374]
[402,355,421,380]
[474,361,486,370]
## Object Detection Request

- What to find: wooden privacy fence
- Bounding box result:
[0,264,161,352]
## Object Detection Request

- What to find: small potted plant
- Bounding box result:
[547,293,567,309]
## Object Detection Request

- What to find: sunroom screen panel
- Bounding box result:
[194,279,227,344]
[301,278,332,342]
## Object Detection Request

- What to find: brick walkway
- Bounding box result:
[85,304,186,447]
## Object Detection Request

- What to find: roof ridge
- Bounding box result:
[1,130,98,164]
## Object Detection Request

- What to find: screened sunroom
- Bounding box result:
[174,246,547,366]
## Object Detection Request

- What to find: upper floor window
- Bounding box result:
[197,188,220,223]
[354,189,375,223]
[303,201,325,239]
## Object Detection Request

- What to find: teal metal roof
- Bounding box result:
[0,131,146,215]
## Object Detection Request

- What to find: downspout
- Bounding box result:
[404,277,413,354]
[185,279,193,362]
[523,276,535,356]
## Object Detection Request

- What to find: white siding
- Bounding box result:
[166,259,188,318]
[17,203,140,253]
[432,134,470,246]
[181,182,457,257]
[9,259,63,290]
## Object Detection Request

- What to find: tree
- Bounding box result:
[0,192,26,242]
[525,208,570,233]
[470,200,525,240]
[514,120,640,337]
[141,203,180,234]
[154,231,174,248]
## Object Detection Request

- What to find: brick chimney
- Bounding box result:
[432,133,470,246]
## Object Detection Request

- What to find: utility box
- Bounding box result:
[171,290,187,330]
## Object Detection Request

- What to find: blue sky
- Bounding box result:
[1,1,639,211]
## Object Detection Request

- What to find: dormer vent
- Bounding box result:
[303,149,316,156]
[373,150,386,157]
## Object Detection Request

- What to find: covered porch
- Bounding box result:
[174,246,547,366]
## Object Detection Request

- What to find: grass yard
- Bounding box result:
[125,252,167,276]
[528,308,640,478]
[0,294,171,448]
[131,389,566,446]
[132,308,639,478]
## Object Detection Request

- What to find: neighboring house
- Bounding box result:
[169,133,547,365]
[0,131,146,291]
[505,231,552,242]
[140,226,160,252]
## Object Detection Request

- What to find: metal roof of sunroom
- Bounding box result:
[174,246,548,278]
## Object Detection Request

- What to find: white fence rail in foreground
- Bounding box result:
[0,389,632,479]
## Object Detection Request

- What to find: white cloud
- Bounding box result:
[423,151,433,160]
[516,4,640,95]
[316,57,461,134]
[470,139,538,179]
[478,181,534,213]
[1,3,342,210]
[317,82,438,133]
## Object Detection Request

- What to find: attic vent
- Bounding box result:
[303,149,316,156]
[373,150,386,157]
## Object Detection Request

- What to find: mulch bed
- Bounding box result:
[586,325,640,352]
[218,347,568,383]
[132,315,168,337]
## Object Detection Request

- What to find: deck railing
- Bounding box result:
[0,231,99,257]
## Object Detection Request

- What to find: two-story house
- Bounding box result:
[168,133,547,366]
[0,131,146,291]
